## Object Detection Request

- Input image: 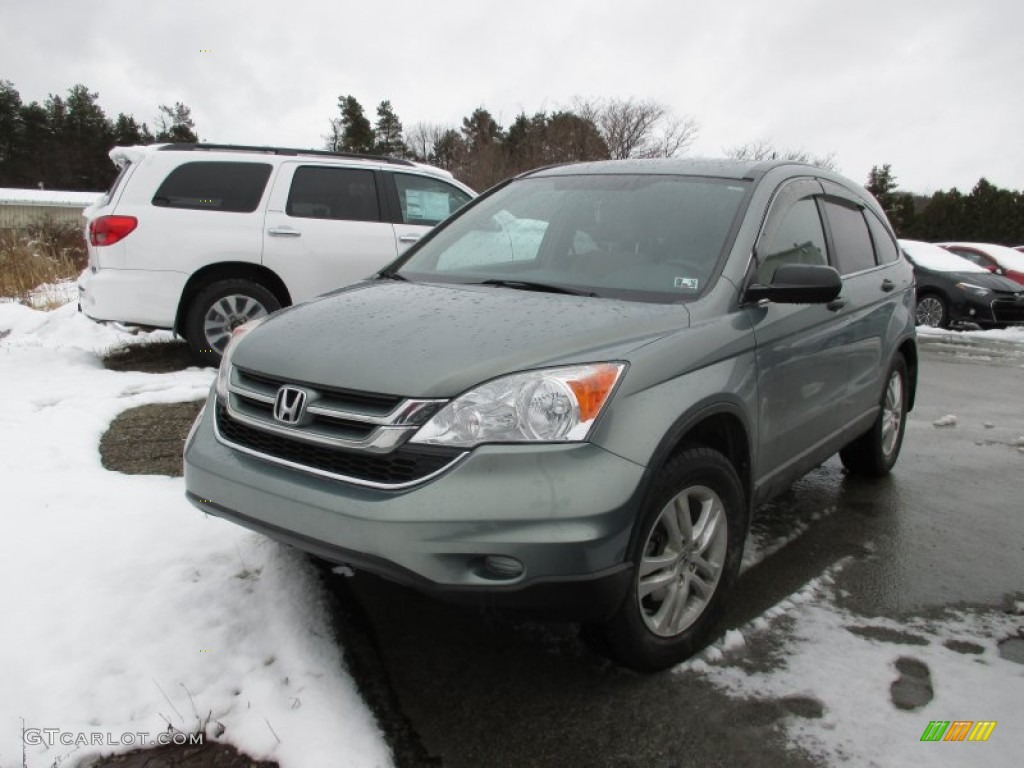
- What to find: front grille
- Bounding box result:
[225,366,446,453]
[236,367,403,413]
[215,402,463,486]
[992,299,1024,324]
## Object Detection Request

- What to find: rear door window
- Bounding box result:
[825,200,876,275]
[287,166,380,222]
[152,162,272,212]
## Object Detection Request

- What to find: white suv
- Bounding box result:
[78,143,475,363]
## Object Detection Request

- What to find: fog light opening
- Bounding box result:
[483,555,524,579]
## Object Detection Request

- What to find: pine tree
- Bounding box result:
[0,80,24,184]
[112,113,153,146]
[431,129,462,170]
[461,107,502,150]
[866,164,915,235]
[337,96,374,154]
[155,103,198,143]
[62,85,114,189]
[866,165,897,200]
[373,100,407,157]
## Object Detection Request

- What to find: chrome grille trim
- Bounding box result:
[305,398,446,426]
[224,401,413,453]
[224,365,448,453]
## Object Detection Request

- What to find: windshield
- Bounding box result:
[900,240,986,273]
[393,174,751,303]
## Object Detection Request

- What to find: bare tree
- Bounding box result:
[574,97,697,159]
[726,140,838,171]
[646,116,699,159]
[406,122,450,162]
[323,117,343,152]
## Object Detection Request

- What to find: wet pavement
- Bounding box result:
[329,334,1024,767]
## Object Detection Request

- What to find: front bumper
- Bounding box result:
[78,267,187,329]
[183,391,646,621]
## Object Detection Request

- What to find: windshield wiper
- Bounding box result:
[475,279,597,297]
[378,270,408,282]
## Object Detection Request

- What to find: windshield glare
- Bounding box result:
[396,174,750,302]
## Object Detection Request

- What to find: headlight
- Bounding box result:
[954,282,991,297]
[410,363,626,447]
[215,317,267,400]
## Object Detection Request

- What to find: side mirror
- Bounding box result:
[746,263,843,305]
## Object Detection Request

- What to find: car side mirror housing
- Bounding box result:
[746,263,843,305]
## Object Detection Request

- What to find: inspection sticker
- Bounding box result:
[674,277,699,290]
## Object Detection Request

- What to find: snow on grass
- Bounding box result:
[679,560,1023,767]
[0,302,391,768]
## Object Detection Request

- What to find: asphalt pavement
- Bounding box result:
[328,334,1024,768]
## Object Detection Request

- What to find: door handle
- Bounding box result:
[268,227,301,237]
[398,234,421,243]
[881,279,895,292]
[827,298,847,312]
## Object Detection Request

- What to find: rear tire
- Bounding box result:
[597,447,746,672]
[839,355,908,477]
[184,279,280,366]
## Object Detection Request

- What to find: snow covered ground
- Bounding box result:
[682,560,1022,767]
[0,301,391,768]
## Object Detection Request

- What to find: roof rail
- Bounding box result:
[156,143,416,167]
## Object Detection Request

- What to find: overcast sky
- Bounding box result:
[2,0,1021,194]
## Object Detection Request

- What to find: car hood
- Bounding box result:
[934,271,1024,293]
[231,280,690,397]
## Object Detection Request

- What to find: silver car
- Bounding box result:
[184,159,917,671]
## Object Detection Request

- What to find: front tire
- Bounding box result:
[915,293,948,328]
[839,355,908,477]
[184,279,281,366]
[598,447,746,672]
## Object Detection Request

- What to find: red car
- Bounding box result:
[939,242,1024,286]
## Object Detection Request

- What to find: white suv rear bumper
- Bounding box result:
[78,267,188,329]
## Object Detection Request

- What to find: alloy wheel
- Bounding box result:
[881,370,904,458]
[915,296,944,327]
[203,294,269,353]
[637,484,728,637]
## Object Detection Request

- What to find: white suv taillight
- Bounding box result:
[89,215,138,246]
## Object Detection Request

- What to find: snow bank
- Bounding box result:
[0,302,391,767]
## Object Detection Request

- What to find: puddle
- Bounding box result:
[996,636,1024,664]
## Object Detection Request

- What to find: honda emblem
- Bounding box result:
[273,386,307,425]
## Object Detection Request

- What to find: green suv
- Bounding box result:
[184,159,917,671]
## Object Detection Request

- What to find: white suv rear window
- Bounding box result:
[152,161,272,212]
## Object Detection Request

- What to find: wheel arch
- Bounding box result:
[174,262,292,338]
[624,400,753,559]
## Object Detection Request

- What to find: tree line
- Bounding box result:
[0,80,197,191]
[868,164,1024,245]
[326,94,697,192]
[2,80,1023,245]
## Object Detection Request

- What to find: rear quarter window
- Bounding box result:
[152,161,272,212]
